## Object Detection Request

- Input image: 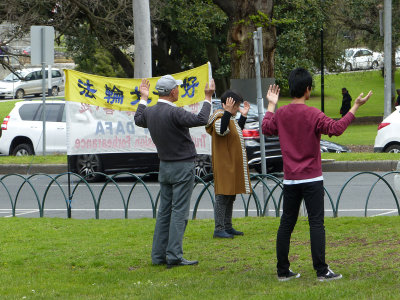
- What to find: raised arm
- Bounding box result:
[134,78,151,128]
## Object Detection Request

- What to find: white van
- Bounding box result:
[0,68,64,99]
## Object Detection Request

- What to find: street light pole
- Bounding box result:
[320,25,325,113]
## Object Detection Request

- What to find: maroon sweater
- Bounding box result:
[262,104,355,180]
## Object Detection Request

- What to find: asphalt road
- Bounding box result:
[0,171,399,219]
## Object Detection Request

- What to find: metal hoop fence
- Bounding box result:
[0,171,399,219]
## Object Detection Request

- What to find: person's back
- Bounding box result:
[261,67,372,282]
[140,102,204,161]
[271,104,323,179]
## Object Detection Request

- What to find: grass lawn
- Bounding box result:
[0,217,399,299]
[279,69,400,118]
[322,124,378,145]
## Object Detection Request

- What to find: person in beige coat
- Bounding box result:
[206,90,252,238]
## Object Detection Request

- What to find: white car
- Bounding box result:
[0,100,66,155]
[0,68,64,99]
[396,47,400,67]
[374,106,400,153]
[342,48,383,71]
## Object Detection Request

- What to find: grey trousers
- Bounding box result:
[214,194,236,232]
[151,160,195,264]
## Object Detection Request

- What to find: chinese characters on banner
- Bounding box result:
[65,63,212,156]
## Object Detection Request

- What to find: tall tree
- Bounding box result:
[212,0,276,79]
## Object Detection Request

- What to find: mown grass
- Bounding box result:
[0,217,399,299]
[278,69,400,118]
[321,152,400,161]
[322,124,378,145]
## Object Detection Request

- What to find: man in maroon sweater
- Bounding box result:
[262,68,372,282]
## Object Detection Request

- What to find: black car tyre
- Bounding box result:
[371,61,379,69]
[385,145,400,153]
[194,155,212,180]
[51,86,59,96]
[76,154,103,182]
[345,63,352,71]
[15,89,24,99]
[12,143,34,156]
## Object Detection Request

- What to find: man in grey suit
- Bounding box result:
[134,75,215,268]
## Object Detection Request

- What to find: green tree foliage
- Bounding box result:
[64,24,125,77]
[273,0,343,93]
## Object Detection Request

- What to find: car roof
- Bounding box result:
[16,68,62,72]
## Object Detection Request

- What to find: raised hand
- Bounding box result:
[222,97,235,115]
[354,90,373,107]
[139,79,150,100]
[239,101,250,117]
[204,79,216,100]
[266,84,280,105]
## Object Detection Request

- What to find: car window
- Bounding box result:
[19,104,41,121]
[25,72,36,81]
[36,104,65,122]
[52,70,61,78]
[362,50,371,56]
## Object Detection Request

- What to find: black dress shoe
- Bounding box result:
[213,230,234,238]
[166,258,199,269]
[226,228,244,236]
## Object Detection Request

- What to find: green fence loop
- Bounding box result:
[2,174,42,217]
[0,175,17,216]
[69,173,102,219]
[335,171,399,218]
[26,173,68,218]
[111,172,155,219]
[364,171,400,217]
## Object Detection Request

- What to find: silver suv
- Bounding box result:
[0,68,64,99]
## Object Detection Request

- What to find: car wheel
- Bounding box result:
[385,145,400,153]
[12,143,34,156]
[0,96,5,99]
[345,63,352,71]
[194,155,212,179]
[15,89,24,99]
[51,86,59,96]
[75,154,103,182]
[371,61,379,69]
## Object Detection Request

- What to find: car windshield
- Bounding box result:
[3,70,29,81]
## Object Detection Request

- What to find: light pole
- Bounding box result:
[320,0,325,113]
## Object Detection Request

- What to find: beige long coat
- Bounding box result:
[205,109,252,195]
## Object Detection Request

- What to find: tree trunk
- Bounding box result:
[108,46,135,78]
[213,0,276,79]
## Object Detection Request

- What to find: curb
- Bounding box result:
[322,160,399,172]
[2,164,67,174]
[0,161,399,174]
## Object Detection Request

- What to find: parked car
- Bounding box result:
[0,100,212,181]
[0,68,64,99]
[396,47,400,67]
[374,106,400,153]
[341,48,383,71]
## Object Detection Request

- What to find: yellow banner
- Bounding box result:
[65,63,210,111]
